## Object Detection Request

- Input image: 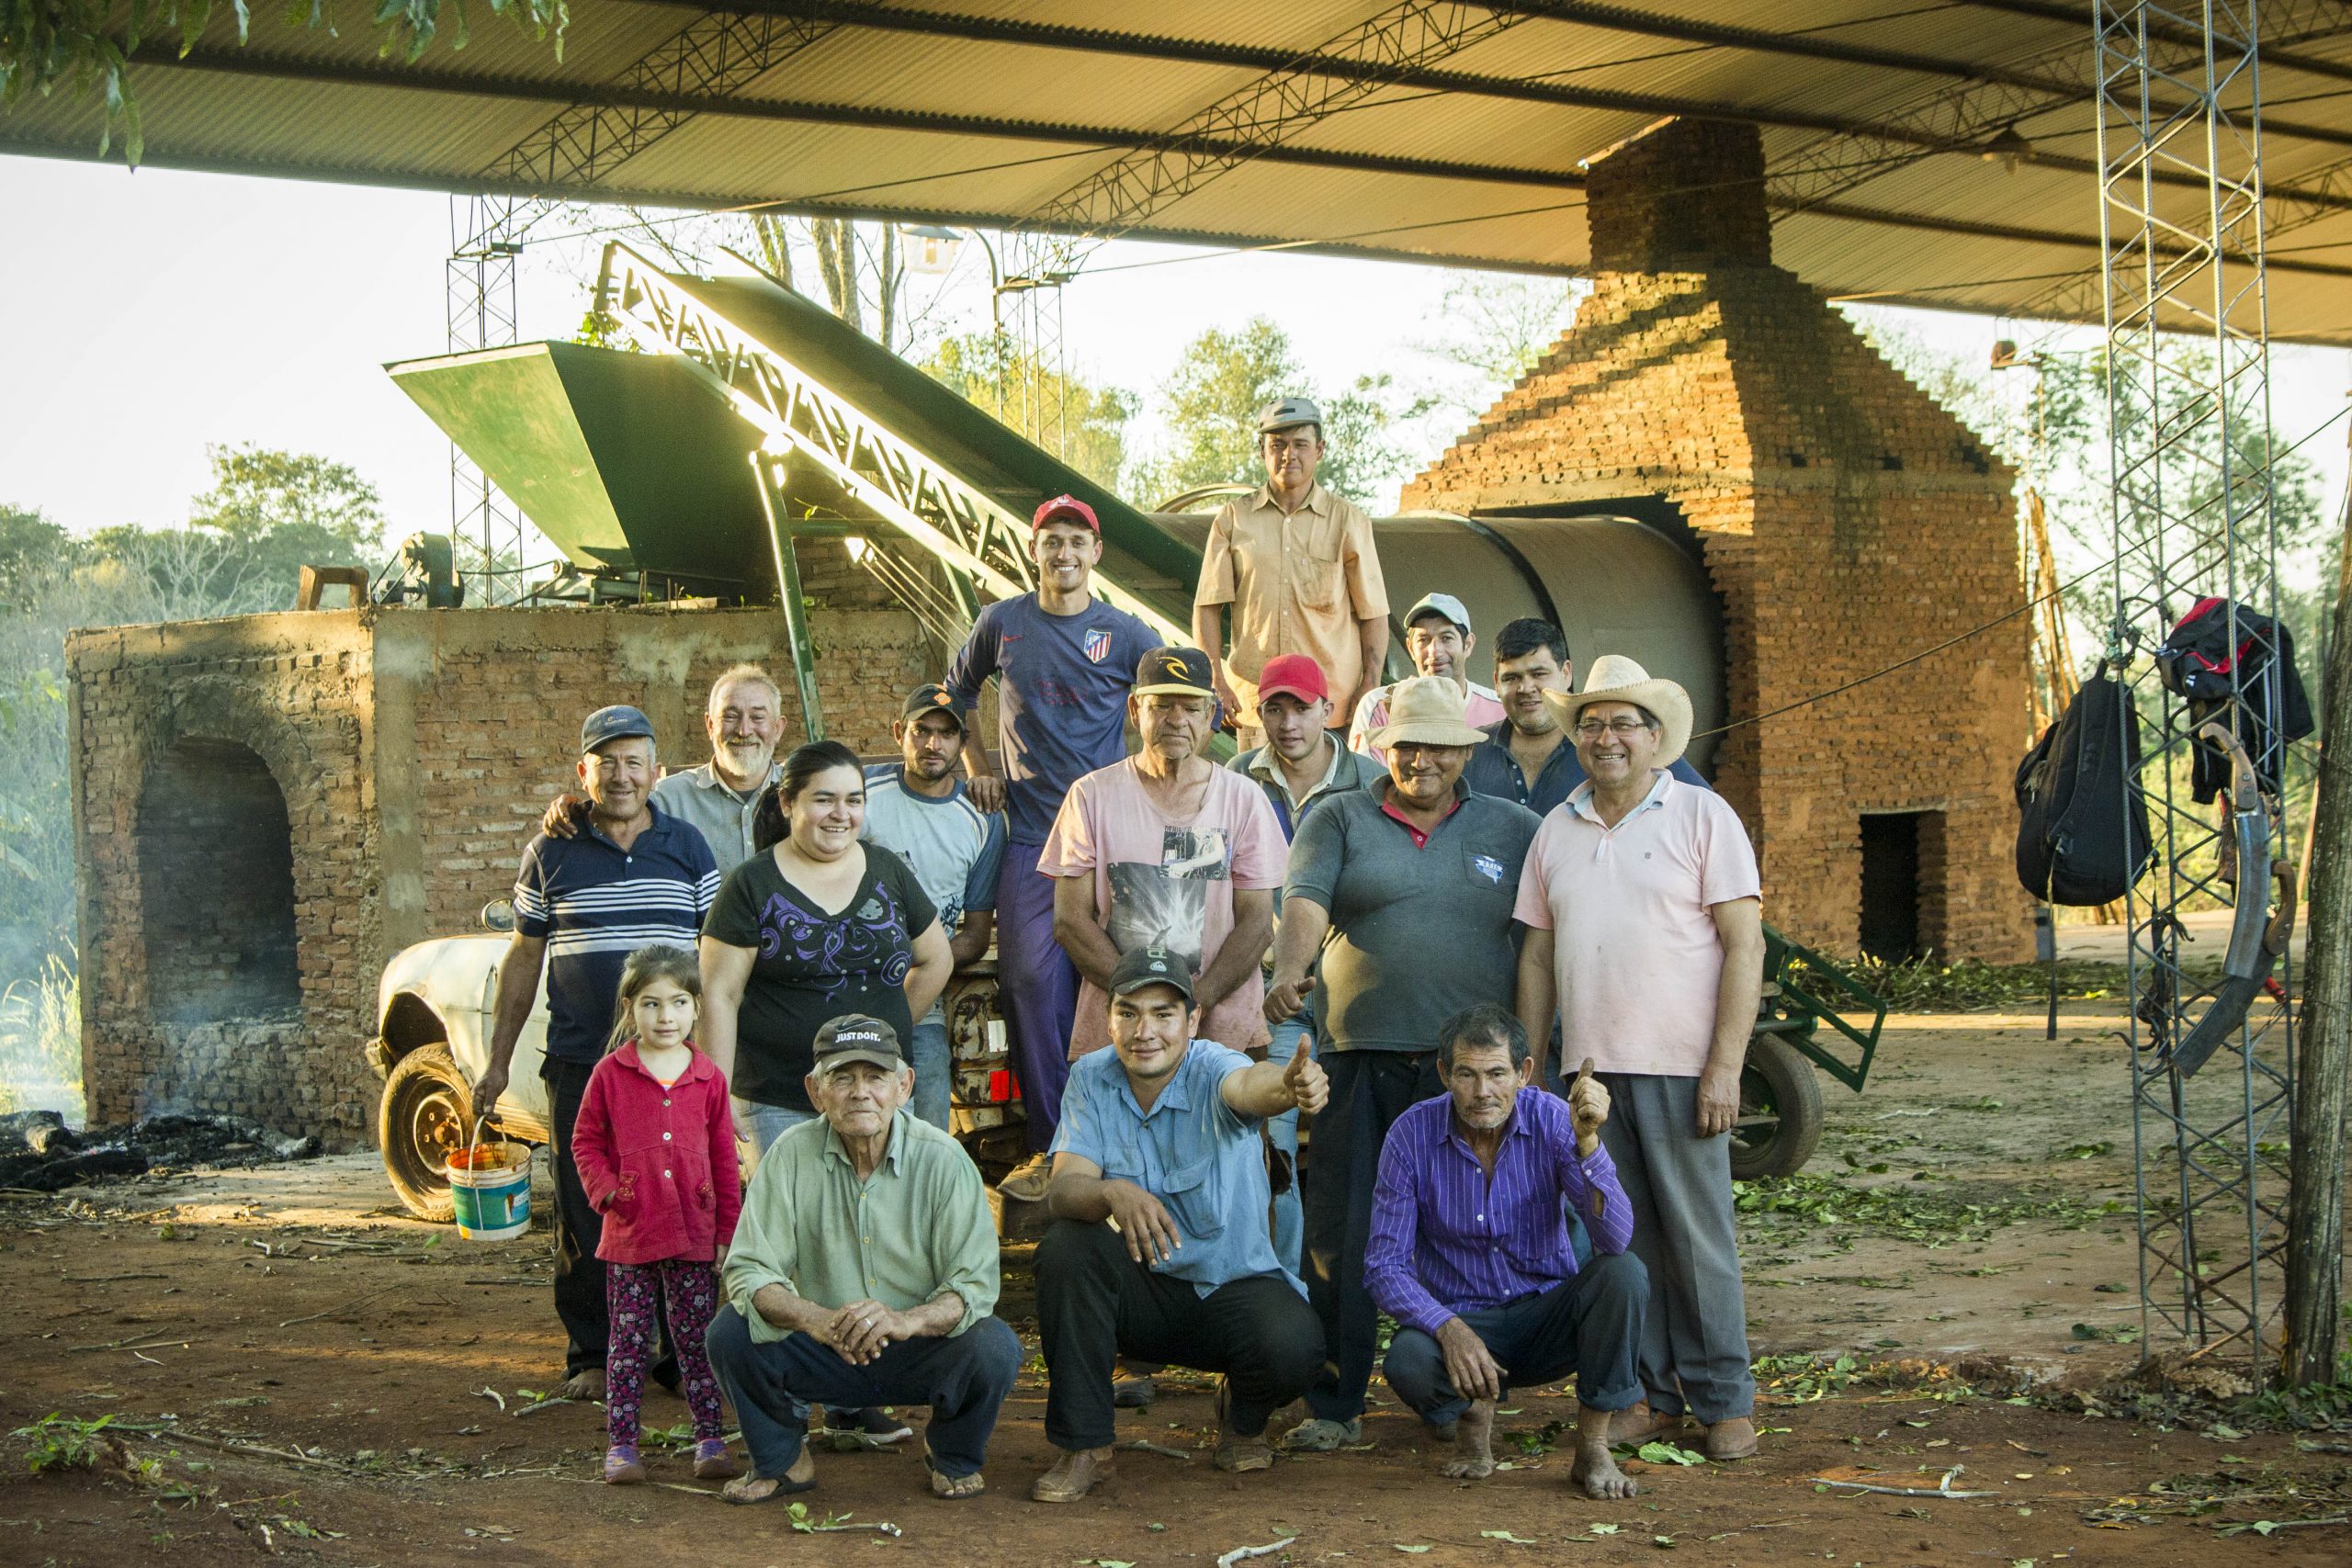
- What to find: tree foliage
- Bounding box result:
[922,333,1135,492]
[0,446,389,982]
[0,0,566,164]
[1131,317,1435,508]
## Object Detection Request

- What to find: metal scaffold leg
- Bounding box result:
[2094,0,2299,1382]
[447,194,531,604]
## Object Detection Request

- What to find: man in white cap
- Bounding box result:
[1193,397,1391,747]
[1265,675,1542,1451]
[1510,657,1766,1461]
[1348,592,1507,762]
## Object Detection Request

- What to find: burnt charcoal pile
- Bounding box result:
[0,1110,322,1193]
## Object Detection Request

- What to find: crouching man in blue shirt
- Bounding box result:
[1029,947,1329,1503]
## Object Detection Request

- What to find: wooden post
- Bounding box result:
[2285,485,2352,1387]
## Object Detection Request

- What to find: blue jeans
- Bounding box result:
[909,1018,952,1133]
[706,1307,1022,1479]
[1267,1010,1315,1276]
[739,1100,817,1156]
[1382,1251,1649,1427]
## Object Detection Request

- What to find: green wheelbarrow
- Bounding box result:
[1732,923,1889,1180]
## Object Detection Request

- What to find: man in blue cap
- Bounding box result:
[471,705,722,1400]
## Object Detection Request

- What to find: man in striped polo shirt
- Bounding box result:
[471,704,721,1401]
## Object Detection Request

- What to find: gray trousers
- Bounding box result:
[1598,1072,1755,1423]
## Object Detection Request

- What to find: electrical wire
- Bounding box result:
[1690,400,2352,741]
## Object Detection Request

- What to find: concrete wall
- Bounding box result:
[69,601,933,1145]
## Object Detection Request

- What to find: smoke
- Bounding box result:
[0,953,84,1125]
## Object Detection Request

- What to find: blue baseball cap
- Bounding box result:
[580,704,656,754]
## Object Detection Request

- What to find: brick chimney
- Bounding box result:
[1404,118,2033,963]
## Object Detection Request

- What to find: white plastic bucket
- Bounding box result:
[447,1117,533,1241]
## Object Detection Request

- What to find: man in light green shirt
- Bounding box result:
[707,1015,1019,1503]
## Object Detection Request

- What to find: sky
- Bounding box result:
[4,153,2346,572]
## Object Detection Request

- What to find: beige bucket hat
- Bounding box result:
[1371,675,1488,750]
[1543,655,1695,770]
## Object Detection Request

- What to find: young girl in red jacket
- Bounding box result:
[572,944,744,1483]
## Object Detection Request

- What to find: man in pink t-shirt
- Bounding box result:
[1510,657,1766,1465]
[1042,647,1285,1057]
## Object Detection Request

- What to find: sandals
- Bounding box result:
[721,1451,818,1504]
[925,1448,986,1500]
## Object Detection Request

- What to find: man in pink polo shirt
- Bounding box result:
[1510,656,1766,1463]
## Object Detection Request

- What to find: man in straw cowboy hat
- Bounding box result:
[1510,656,1767,1461]
[1264,675,1542,1451]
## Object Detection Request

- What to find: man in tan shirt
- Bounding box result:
[1193,397,1391,743]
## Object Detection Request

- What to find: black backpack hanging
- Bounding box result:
[2154,596,2313,802]
[2015,666,2152,906]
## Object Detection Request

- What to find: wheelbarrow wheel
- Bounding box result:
[1728,1034,1824,1181]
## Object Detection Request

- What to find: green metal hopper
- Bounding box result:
[385,340,774,595]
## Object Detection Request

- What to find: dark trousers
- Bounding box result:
[1300,1048,1442,1423]
[1035,1219,1324,1452]
[1381,1251,1649,1427]
[544,1060,672,1382]
[704,1306,1022,1480]
[996,840,1077,1153]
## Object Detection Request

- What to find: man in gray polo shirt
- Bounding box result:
[1264,676,1541,1451]
[540,663,785,873]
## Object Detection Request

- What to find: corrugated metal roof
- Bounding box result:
[3,0,2344,342]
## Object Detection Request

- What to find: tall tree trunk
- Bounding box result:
[876,222,899,354]
[812,218,860,333]
[2287,491,2352,1387]
[751,214,794,289]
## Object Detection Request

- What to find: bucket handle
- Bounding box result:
[460,1115,510,1170]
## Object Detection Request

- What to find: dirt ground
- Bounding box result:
[4,998,2348,1567]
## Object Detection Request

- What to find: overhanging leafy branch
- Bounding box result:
[0,0,567,164]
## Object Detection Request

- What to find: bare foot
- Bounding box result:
[1439,1398,1496,1480]
[1568,1438,1639,1499]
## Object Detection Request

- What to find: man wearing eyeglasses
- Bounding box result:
[1263,676,1541,1453]
[1464,618,1706,818]
[1193,398,1391,749]
[1510,657,1766,1464]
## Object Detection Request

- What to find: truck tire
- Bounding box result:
[380,1043,472,1222]
[1727,1034,1825,1181]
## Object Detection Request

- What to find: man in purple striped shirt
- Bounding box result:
[1365,1005,1647,1498]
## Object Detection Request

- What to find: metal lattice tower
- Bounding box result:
[446,195,530,603]
[2095,0,2296,1378]
[445,9,840,599]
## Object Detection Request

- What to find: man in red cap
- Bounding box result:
[944,494,1160,1201]
[1228,653,1384,1270]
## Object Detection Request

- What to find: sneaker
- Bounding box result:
[1279,1416,1361,1452]
[692,1438,743,1480]
[1030,1446,1114,1503]
[998,1153,1052,1202]
[1213,1378,1272,1473]
[603,1444,647,1484]
[824,1405,914,1447]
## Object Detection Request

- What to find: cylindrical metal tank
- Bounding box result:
[1153,507,1725,777]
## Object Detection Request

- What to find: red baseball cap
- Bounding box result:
[1256,653,1329,706]
[1032,494,1100,533]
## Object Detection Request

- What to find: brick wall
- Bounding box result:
[1401,118,2034,962]
[69,600,934,1145]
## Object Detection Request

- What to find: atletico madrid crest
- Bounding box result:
[1082,628,1111,663]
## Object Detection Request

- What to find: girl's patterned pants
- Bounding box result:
[605,1258,725,1449]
